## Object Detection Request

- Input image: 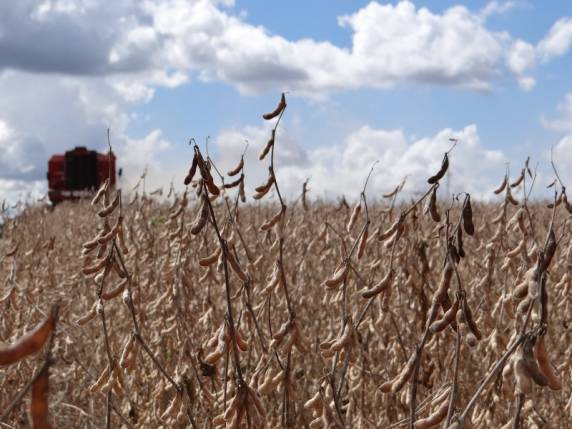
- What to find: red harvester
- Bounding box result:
[47,146,115,204]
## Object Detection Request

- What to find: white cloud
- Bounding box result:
[537,17,572,61]
[541,94,572,190]
[117,129,172,191]
[506,39,536,90]
[541,92,572,132]
[1,0,572,202]
[0,179,46,207]
[479,1,519,20]
[0,0,569,96]
[211,123,508,202]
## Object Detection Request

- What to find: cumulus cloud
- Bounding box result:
[211,123,507,202]
[506,40,536,90]
[479,1,519,20]
[541,92,572,132]
[0,0,563,95]
[537,17,572,61]
[0,0,571,202]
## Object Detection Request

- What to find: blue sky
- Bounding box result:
[2,0,572,201]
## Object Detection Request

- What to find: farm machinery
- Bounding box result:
[47,146,115,204]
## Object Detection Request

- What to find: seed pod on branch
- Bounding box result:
[238,178,246,202]
[91,179,109,206]
[534,335,562,390]
[190,197,209,235]
[463,195,474,235]
[205,177,220,196]
[31,362,53,429]
[260,208,284,231]
[382,353,416,393]
[427,153,449,184]
[383,184,400,199]
[510,169,525,188]
[76,303,97,325]
[262,93,286,120]
[494,176,508,194]
[429,296,459,333]
[462,298,482,341]
[505,185,519,206]
[347,202,361,232]
[521,337,548,387]
[414,399,448,429]
[562,191,572,213]
[361,269,393,299]
[82,256,109,276]
[539,229,557,273]
[184,153,199,185]
[199,248,221,267]
[259,130,275,161]
[227,249,248,282]
[433,263,454,304]
[223,174,243,189]
[0,308,57,365]
[513,357,532,394]
[456,308,478,348]
[323,263,349,289]
[227,157,244,177]
[547,191,563,208]
[457,227,465,259]
[357,223,369,259]
[97,191,120,217]
[424,186,440,222]
[253,169,275,200]
[378,215,404,241]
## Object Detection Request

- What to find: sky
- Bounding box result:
[2,0,572,203]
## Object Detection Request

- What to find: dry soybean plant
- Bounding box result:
[0,94,571,428]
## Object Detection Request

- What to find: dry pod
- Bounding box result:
[383,185,400,199]
[378,215,404,241]
[357,223,369,259]
[461,299,482,341]
[414,399,448,429]
[533,336,562,390]
[424,186,440,222]
[184,153,198,185]
[457,227,465,258]
[347,202,361,232]
[91,179,109,206]
[98,191,120,217]
[259,130,275,161]
[31,362,53,429]
[262,93,286,120]
[238,178,246,202]
[223,174,243,189]
[323,264,349,289]
[494,175,508,194]
[510,169,525,187]
[361,269,393,299]
[429,297,459,333]
[462,195,474,235]
[227,157,244,177]
[0,309,56,365]
[190,197,209,235]
[505,185,519,206]
[260,208,284,231]
[253,170,275,200]
[562,191,572,213]
[205,178,220,196]
[427,153,449,184]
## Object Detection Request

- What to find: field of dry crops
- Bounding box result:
[1,96,571,429]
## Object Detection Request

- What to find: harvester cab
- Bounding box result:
[47,146,115,204]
